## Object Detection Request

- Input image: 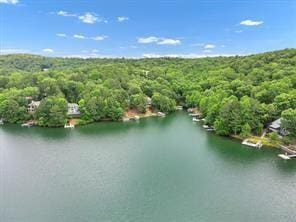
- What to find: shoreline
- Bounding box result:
[1,110,285,150]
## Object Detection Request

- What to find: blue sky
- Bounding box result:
[1,0,296,58]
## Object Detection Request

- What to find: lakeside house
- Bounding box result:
[27,100,41,114]
[268,118,289,136]
[67,103,80,117]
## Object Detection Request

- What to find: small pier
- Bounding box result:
[64,124,75,129]
[278,145,296,160]
[242,139,262,148]
[278,154,296,160]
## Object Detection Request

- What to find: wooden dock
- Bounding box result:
[242,139,262,148]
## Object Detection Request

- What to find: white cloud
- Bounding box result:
[79,13,99,24]
[56,33,67,37]
[0,48,30,54]
[142,53,237,58]
[157,38,181,46]
[91,35,108,41]
[0,0,18,4]
[42,48,54,53]
[117,16,129,22]
[57,11,76,17]
[240,19,263,26]
[73,34,86,39]
[138,36,159,44]
[138,36,181,46]
[235,30,243,33]
[203,49,212,53]
[204,44,216,49]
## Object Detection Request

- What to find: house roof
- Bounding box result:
[68,103,78,107]
[29,101,41,106]
[270,118,281,129]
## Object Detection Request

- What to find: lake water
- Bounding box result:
[1,112,296,222]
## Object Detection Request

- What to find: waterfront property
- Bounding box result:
[268,118,289,136]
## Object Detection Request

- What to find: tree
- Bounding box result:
[35,97,68,127]
[0,99,27,123]
[240,123,251,137]
[281,109,296,137]
[130,94,147,113]
[152,93,176,113]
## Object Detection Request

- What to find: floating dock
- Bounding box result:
[278,154,296,160]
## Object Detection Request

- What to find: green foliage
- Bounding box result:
[0,99,27,123]
[269,132,279,142]
[0,49,296,132]
[35,97,68,127]
[240,123,251,138]
[281,108,296,136]
[130,94,147,113]
[152,93,176,113]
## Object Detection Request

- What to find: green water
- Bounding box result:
[1,112,296,222]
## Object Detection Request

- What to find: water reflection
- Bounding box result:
[0,124,72,140]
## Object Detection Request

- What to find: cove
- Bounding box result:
[1,112,296,222]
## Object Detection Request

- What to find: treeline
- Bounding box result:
[0,49,295,136]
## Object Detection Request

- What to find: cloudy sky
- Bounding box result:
[1,0,296,58]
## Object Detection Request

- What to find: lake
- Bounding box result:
[1,112,296,222]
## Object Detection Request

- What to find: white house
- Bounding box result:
[27,100,41,114]
[67,103,80,116]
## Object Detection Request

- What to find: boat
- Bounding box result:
[64,124,75,129]
[157,112,166,117]
[0,119,3,125]
[134,115,140,120]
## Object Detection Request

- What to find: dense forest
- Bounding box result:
[0,49,296,139]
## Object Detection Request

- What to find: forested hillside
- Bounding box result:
[0,49,296,137]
